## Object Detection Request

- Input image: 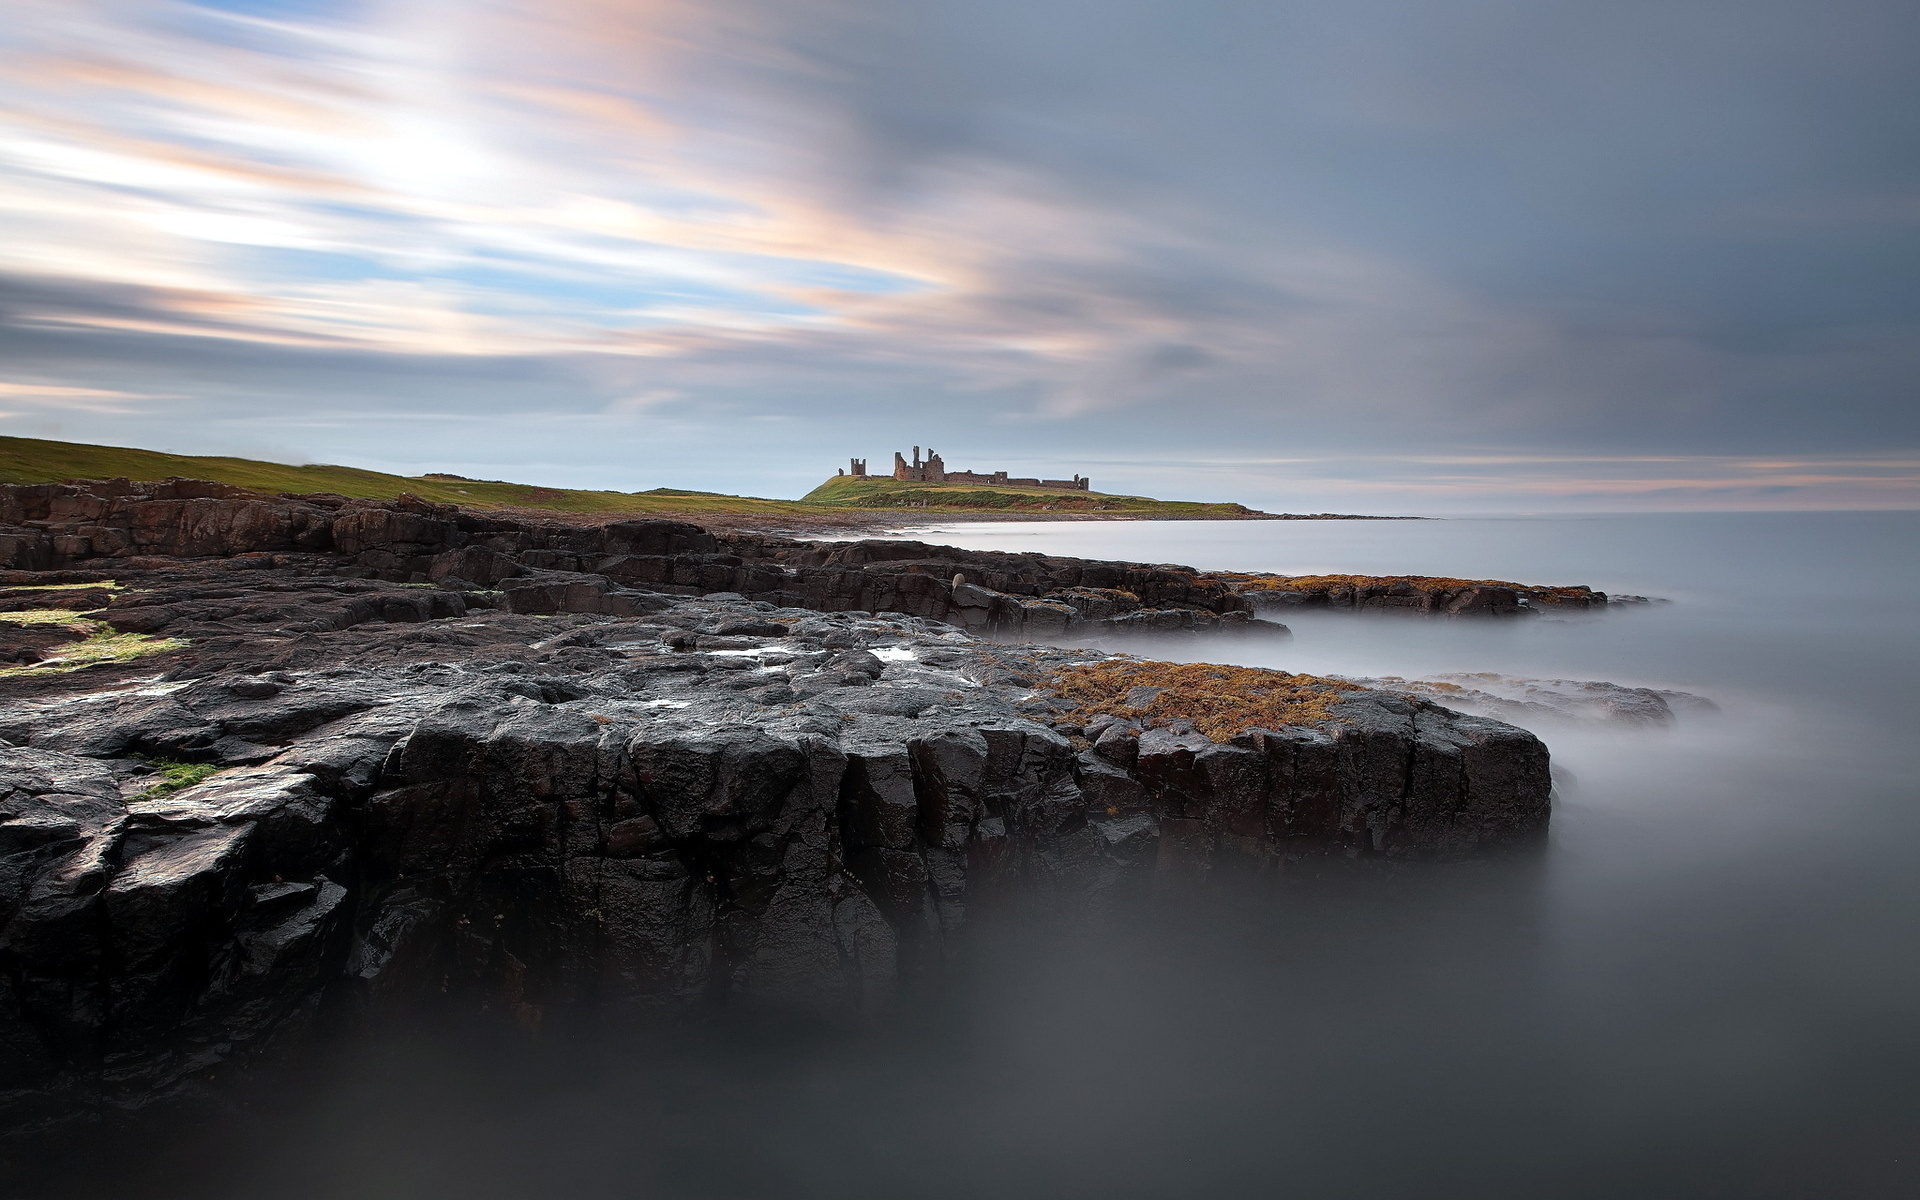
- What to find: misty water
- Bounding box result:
[24,512,1920,1198]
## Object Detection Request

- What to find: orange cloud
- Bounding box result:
[0,381,170,412]
[16,53,373,132]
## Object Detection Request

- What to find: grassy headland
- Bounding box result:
[0,435,831,523]
[0,434,1382,528]
[801,474,1271,517]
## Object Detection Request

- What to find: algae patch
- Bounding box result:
[134,759,220,800]
[0,608,186,677]
[0,581,125,593]
[1047,659,1360,742]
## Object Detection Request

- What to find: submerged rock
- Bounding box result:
[1214,571,1611,614]
[1363,673,1717,727]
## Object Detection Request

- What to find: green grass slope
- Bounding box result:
[0,435,1273,524]
[0,435,825,520]
[802,474,1265,516]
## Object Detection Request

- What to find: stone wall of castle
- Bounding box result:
[839,446,1089,491]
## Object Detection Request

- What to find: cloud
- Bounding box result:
[0,0,1914,508]
[1083,451,1920,513]
[0,379,169,413]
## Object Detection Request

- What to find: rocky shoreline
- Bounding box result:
[0,479,1557,1124]
[0,478,1608,634]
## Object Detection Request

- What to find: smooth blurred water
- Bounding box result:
[21,513,1920,1199]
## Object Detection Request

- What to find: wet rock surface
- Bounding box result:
[0,622,86,666]
[0,482,1556,1123]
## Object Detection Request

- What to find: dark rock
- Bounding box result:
[0,480,1559,1122]
[825,649,885,679]
[712,618,789,637]
[1093,724,1139,765]
[0,622,86,665]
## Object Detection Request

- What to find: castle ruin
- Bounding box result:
[838,446,1090,492]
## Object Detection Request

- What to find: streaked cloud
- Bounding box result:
[0,0,1914,509]
[1100,453,1920,513]
[0,379,170,416]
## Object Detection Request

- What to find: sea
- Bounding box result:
[26,511,1920,1199]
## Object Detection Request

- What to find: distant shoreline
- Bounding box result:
[0,434,1428,534]
[731,510,1430,538]
[883,510,1427,521]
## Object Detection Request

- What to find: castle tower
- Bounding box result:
[876,446,1086,488]
[848,458,867,477]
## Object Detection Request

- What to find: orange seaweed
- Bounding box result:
[1046,659,1359,742]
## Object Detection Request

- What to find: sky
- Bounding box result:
[0,0,1915,512]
